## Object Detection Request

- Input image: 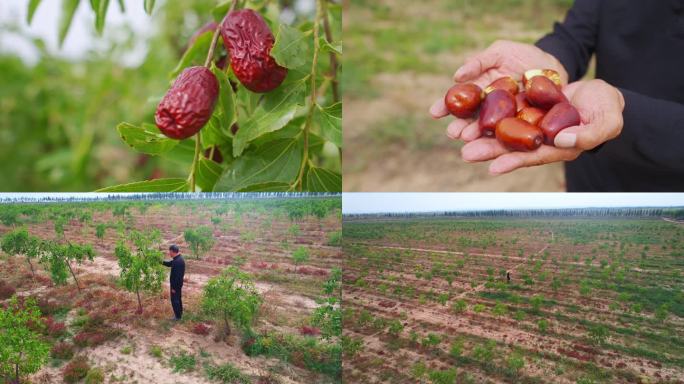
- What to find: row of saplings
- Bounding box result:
[0,227,261,384]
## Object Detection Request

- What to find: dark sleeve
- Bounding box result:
[162,260,172,267]
[610,89,684,171]
[535,0,602,82]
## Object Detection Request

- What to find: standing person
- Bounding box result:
[430,0,684,191]
[162,244,185,321]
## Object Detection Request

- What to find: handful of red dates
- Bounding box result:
[443,69,580,151]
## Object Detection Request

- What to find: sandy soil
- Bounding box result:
[343,218,684,383]
[0,205,341,384]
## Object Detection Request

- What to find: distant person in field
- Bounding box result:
[162,244,185,321]
[430,0,684,191]
[507,271,511,283]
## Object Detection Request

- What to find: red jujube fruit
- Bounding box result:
[496,117,543,152]
[539,102,581,145]
[479,89,516,137]
[155,66,219,140]
[220,9,288,93]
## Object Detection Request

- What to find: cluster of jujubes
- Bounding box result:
[155,9,287,142]
[443,69,581,151]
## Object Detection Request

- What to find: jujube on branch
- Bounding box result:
[220,9,288,93]
[154,66,219,140]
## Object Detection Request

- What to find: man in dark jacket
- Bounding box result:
[162,244,185,321]
[430,0,684,191]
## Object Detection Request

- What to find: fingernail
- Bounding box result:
[555,132,577,148]
[429,101,445,118]
[454,66,467,80]
[446,121,462,139]
[429,103,440,116]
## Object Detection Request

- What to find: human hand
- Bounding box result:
[458,79,625,174]
[429,40,568,140]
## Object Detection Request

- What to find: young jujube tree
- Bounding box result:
[1,228,41,279]
[40,241,95,292]
[184,226,215,259]
[115,229,166,314]
[201,267,262,339]
[0,296,50,384]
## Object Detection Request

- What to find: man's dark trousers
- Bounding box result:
[171,287,182,319]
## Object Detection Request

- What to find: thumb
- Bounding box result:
[453,50,500,82]
[554,124,605,150]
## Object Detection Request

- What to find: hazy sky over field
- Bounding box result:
[342,193,684,213]
[0,193,131,199]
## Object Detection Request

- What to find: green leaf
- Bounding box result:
[170,31,213,78]
[144,0,155,15]
[27,0,43,24]
[313,102,341,147]
[117,122,178,155]
[159,139,195,165]
[236,82,260,117]
[271,24,310,69]
[319,37,342,55]
[211,1,231,22]
[211,64,237,133]
[216,138,303,191]
[233,74,307,156]
[306,167,341,192]
[95,0,109,35]
[195,158,223,192]
[202,115,232,148]
[58,0,80,48]
[116,0,125,12]
[96,178,188,192]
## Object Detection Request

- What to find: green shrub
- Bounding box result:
[506,353,525,376]
[169,351,196,373]
[449,339,463,359]
[492,301,507,317]
[388,319,404,336]
[327,231,342,246]
[588,324,609,345]
[149,345,163,359]
[411,361,427,379]
[538,319,549,333]
[204,363,251,384]
[85,367,105,384]
[428,368,457,384]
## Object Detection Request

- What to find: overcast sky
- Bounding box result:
[342,193,684,214]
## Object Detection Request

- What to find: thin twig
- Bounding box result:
[294,0,324,191]
[321,0,339,103]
